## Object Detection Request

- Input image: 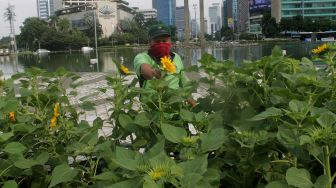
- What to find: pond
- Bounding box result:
[0,41,321,78]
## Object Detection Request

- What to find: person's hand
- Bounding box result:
[141,64,161,79]
[186,98,197,108]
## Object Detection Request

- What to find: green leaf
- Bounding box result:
[105,180,136,188]
[118,114,137,132]
[178,155,208,175]
[201,128,226,152]
[3,180,18,188]
[266,180,290,188]
[4,142,26,154]
[285,167,313,188]
[13,123,36,133]
[1,100,19,112]
[180,109,194,122]
[249,107,282,121]
[272,46,283,57]
[134,112,151,128]
[147,138,165,158]
[277,127,299,148]
[0,132,13,143]
[14,158,39,169]
[289,100,309,113]
[80,101,95,111]
[49,164,78,188]
[92,171,118,181]
[316,113,336,127]
[35,152,49,164]
[112,146,137,171]
[203,168,221,185]
[143,176,159,188]
[161,123,187,143]
[314,175,329,188]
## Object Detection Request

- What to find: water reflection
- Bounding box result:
[2,41,321,75]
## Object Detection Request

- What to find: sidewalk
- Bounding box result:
[66,72,209,137]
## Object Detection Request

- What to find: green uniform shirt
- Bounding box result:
[134,52,188,89]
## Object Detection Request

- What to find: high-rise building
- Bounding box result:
[37,0,62,20]
[222,0,228,27]
[280,0,336,20]
[37,0,50,20]
[152,0,176,25]
[209,3,222,35]
[249,0,271,34]
[191,19,199,37]
[175,6,186,40]
[226,0,234,29]
[232,0,238,31]
[237,0,249,32]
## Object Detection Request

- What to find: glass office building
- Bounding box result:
[152,0,176,25]
[281,0,336,20]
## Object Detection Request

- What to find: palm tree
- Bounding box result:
[3,5,17,53]
[199,0,205,48]
[184,0,190,46]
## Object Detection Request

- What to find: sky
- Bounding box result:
[0,0,221,38]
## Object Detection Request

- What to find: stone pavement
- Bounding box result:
[67,72,210,137]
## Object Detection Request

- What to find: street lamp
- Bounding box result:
[193,4,198,43]
[90,4,99,72]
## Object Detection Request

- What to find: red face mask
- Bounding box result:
[148,42,171,59]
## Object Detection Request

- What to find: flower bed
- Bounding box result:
[1,45,336,187]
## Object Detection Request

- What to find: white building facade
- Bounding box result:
[136,9,157,21]
[56,0,134,37]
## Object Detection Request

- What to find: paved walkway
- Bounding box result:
[66,72,210,137]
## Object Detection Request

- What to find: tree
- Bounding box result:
[169,25,177,41]
[82,12,102,40]
[57,18,71,33]
[133,12,145,27]
[48,15,59,30]
[18,17,48,50]
[221,26,234,40]
[261,13,279,37]
[279,18,292,32]
[292,15,304,31]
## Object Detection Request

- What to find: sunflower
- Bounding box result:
[312,43,328,55]
[53,103,60,117]
[50,116,57,129]
[9,111,16,123]
[50,103,60,129]
[160,56,176,74]
[120,65,130,75]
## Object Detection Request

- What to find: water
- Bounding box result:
[0,41,321,78]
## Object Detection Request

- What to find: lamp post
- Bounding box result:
[193,4,197,43]
[93,4,99,72]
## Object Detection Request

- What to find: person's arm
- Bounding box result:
[140,64,161,80]
[134,53,161,80]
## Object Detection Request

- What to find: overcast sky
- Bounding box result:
[0,0,221,38]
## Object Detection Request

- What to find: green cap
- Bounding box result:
[148,24,171,39]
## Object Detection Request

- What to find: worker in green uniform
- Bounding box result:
[133,24,196,107]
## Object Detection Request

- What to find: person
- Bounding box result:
[133,24,196,106]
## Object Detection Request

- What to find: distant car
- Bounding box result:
[0,49,3,55]
[35,49,51,54]
[4,49,9,55]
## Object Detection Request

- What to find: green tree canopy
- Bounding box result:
[221,26,234,41]
[18,17,49,50]
[261,12,279,37]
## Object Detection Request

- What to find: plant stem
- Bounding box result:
[323,146,332,188]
